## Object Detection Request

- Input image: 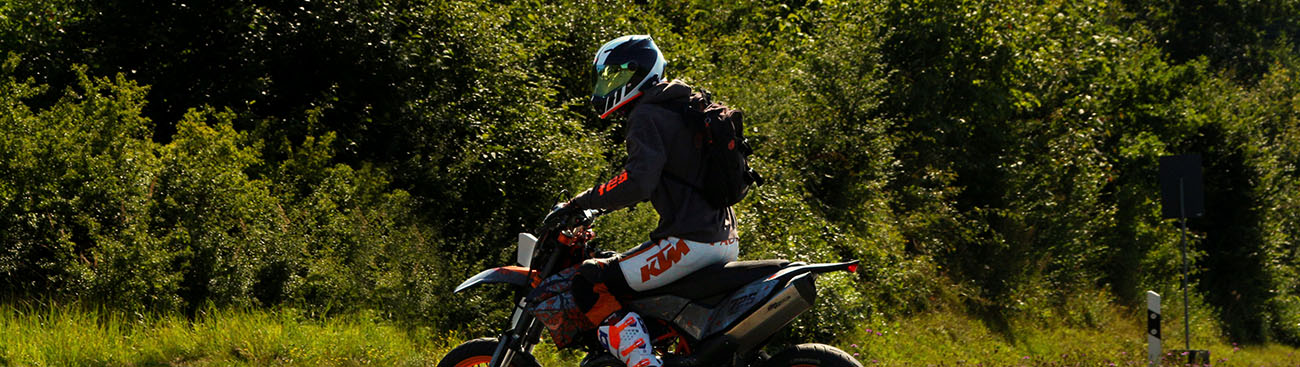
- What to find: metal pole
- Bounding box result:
[1179,178,1191,351]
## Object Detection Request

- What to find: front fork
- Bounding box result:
[489,295,545,367]
[490,229,574,367]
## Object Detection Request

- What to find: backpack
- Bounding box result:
[664,89,764,209]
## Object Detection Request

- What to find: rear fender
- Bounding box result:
[696,260,860,338]
[454,266,539,293]
[762,260,859,281]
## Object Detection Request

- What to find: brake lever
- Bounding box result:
[578,209,602,226]
[541,208,607,238]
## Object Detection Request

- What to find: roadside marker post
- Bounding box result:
[1147,291,1160,367]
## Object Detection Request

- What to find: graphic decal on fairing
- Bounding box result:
[703,275,780,336]
[625,262,857,341]
[526,267,593,348]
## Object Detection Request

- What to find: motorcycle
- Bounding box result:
[437,209,863,367]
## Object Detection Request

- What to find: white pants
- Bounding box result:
[617,237,739,292]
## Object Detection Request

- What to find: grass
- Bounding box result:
[839,311,1300,366]
[836,290,1300,366]
[1,301,1297,366]
[0,302,461,366]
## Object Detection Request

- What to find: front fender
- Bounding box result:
[454,266,537,293]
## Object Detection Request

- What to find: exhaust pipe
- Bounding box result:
[723,273,817,351]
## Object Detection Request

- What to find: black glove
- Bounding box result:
[538,203,581,232]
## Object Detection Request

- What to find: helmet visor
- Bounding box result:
[592,63,635,97]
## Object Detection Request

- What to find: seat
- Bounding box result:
[629,260,789,301]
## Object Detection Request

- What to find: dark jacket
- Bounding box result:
[570,80,738,243]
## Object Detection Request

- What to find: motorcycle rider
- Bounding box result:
[542,35,739,367]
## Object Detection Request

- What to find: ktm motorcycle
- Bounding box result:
[437,209,862,367]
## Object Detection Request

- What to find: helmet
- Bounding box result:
[591,35,667,119]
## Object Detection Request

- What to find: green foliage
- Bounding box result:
[1180,59,1300,343]
[1123,0,1300,80]
[0,57,456,325]
[0,61,158,301]
[2,0,1299,348]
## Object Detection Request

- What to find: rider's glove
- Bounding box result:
[538,202,581,233]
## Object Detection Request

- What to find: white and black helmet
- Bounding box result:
[591,35,667,119]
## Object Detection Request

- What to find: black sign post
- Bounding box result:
[1158,154,1209,364]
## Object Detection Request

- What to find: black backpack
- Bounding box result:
[664,90,764,209]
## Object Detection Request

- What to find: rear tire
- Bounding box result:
[762,343,863,367]
[437,337,535,367]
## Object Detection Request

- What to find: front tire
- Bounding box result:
[762,343,863,367]
[437,337,537,367]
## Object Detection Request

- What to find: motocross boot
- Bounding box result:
[597,311,662,367]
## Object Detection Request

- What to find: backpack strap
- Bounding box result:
[657,94,708,193]
[660,94,707,131]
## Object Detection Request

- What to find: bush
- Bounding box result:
[2,0,1298,347]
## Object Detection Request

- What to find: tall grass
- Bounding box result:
[2,301,1297,366]
[0,302,462,366]
[840,292,1300,366]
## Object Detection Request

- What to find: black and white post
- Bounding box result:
[1147,291,1161,366]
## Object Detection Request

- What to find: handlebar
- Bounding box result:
[537,206,609,234]
[573,209,608,228]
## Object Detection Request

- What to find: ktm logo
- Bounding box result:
[599,171,629,195]
[640,239,692,282]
